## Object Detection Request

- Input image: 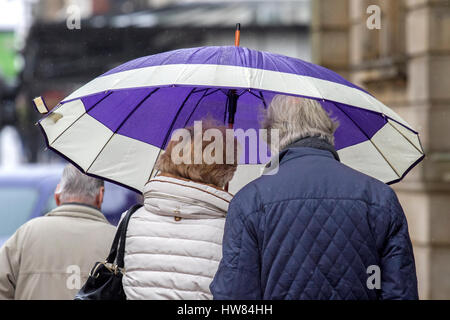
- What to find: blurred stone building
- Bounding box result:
[312,0,450,299]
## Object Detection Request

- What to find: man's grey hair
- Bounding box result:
[262,95,339,150]
[57,164,104,204]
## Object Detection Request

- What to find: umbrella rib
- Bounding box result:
[147,87,198,182]
[49,92,113,145]
[161,87,198,149]
[386,120,423,154]
[246,89,263,101]
[204,88,221,97]
[85,87,160,174]
[243,89,268,109]
[237,89,248,97]
[259,91,268,109]
[223,94,230,124]
[184,89,209,127]
[192,88,209,94]
[332,102,401,179]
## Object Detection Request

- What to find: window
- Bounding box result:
[0,187,39,237]
[45,194,57,214]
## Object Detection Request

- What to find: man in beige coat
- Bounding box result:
[0,164,116,300]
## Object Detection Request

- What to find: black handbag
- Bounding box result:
[75,204,143,300]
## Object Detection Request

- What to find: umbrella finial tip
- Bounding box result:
[234,24,241,47]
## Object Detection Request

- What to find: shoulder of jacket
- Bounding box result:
[5,216,48,248]
[230,182,264,217]
[18,216,48,230]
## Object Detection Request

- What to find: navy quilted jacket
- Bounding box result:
[211,145,418,300]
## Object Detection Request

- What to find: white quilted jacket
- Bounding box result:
[122,175,232,300]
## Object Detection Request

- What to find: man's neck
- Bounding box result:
[59,201,100,211]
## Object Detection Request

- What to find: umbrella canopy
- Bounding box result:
[38,46,424,193]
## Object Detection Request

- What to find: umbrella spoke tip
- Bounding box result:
[32,96,49,114]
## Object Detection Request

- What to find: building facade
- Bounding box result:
[312,0,450,299]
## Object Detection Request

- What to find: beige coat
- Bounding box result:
[0,203,116,300]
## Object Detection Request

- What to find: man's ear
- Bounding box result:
[54,193,61,206]
[54,184,61,206]
[95,186,105,209]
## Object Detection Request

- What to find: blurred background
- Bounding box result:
[0,0,449,299]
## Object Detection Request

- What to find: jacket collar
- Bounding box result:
[46,203,109,223]
[143,175,232,219]
[283,136,340,161]
[264,136,339,175]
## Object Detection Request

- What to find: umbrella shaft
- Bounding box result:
[227,90,238,127]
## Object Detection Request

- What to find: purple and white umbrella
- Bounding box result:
[38,46,424,193]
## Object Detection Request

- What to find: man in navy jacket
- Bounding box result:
[210,95,418,300]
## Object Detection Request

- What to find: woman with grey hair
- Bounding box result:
[211,94,418,300]
[122,121,238,300]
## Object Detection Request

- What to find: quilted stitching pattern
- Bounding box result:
[123,176,231,300]
[262,199,377,300]
[211,147,418,300]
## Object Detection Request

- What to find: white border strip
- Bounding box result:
[42,104,161,192]
[62,63,413,130]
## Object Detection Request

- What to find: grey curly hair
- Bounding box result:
[56,164,104,204]
[262,95,339,150]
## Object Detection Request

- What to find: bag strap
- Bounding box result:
[117,204,143,268]
[105,204,143,266]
